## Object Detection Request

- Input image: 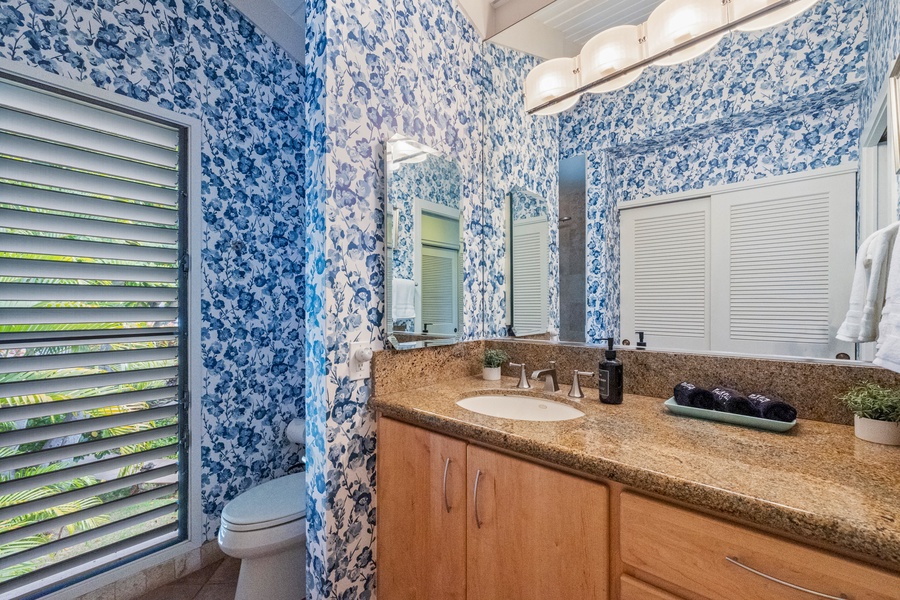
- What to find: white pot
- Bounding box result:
[854,416,900,446]
[483,366,501,381]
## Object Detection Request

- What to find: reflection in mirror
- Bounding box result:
[480,0,898,363]
[385,134,464,350]
[505,187,551,338]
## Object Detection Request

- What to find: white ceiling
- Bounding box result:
[536,0,659,46]
[489,0,662,59]
[226,0,305,63]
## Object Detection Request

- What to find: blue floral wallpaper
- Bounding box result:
[483,42,560,338]
[557,0,868,344]
[303,0,484,595]
[0,0,306,540]
[861,0,900,212]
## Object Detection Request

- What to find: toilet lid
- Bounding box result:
[221,472,306,530]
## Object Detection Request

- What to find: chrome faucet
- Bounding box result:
[509,363,531,389]
[568,370,594,399]
[531,361,560,392]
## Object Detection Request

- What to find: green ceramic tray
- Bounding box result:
[664,397,797,433]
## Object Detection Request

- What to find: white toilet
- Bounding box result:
[218,472,307,600]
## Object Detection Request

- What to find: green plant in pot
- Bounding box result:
[483,349,509,381]
[841,383,900,446]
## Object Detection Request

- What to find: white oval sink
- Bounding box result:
[456,395,585,422]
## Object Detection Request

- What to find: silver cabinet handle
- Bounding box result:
[473,469,483,529]
[442,457,452,513]
[725,557,849,599]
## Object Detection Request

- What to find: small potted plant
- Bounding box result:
[841,383,900,446]
[482,349,509,381]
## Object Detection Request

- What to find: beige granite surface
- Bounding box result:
[487,339,900,425]
[371,374,900,569]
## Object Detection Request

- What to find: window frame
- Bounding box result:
[0,58,203,600]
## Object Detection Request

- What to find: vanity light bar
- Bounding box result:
[526,0,818,115]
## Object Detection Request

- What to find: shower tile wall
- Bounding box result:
[559,156,587,343]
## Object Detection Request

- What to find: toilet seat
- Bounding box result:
[221,472,306,532]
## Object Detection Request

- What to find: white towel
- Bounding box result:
[875,226,900,372]
[837,224,900,343]
[391,278,416,321]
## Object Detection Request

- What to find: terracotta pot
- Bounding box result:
[854,416,900,446]
[483,367,501,381]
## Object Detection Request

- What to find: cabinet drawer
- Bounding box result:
[620,575,683,600]
[620,493,900,600]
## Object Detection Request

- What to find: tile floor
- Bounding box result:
[134,556,239,600]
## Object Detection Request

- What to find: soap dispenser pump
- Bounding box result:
[599,337,623,405]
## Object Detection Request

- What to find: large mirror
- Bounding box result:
[385,134,464,349]
[480,0,899,363]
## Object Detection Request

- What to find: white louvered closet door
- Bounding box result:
[710,173,856,359]
[421,246,459,334]
[620,197,711,351]
[512,219,549,337]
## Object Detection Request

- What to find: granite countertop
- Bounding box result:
[371,376,900,569]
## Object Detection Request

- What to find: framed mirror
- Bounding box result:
[384,134,464,349]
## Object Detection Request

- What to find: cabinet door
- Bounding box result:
[466,445,609,600]
[377,418,467,600]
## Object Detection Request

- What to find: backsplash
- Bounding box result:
[487,339,900,425]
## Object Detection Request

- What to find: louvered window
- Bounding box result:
[620,172,856,359]
[0,72,189,597]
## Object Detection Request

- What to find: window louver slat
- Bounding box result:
[0,504,178,572]
[0,445,179,498]
[0,158,179,207]
[0,463,178,522]
[0,73,187,595]
[0,258,178,283]
[0,207,178,244]
[0,425,179,473]
[0,107,179,168]
[0,386,177,422]
[0,132,178,189]
[0,484,179,548]
[0,233,178,264]
[1,183,178,225]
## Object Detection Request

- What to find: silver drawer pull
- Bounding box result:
[473,469,483,529]
[442,457,452,513]
[725,556,849,599]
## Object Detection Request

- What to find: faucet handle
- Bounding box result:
[569,370,594,399]
[508,363,531,389]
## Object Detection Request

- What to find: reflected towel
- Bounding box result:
[838,223,900,343]
[747,393,797,422]
[673,382,717,411]
[392,278,416,321]
[876,224,900,372]
[711,387,756,416]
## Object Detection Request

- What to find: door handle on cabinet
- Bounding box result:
[725,557,849,599]
[473,469,483,529]
[442,457,451,513]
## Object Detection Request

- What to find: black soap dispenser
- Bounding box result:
[599,337,623,405]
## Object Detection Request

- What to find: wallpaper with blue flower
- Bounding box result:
[861,0,900,212]
[0,0,306,540]
[557,0,868,344]
[303,0,484,595]
[483,42,560,339]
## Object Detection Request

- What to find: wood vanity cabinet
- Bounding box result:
[377,417,610,600]
[377,418,467,600]
[466,445,609,600]
[619,492,900,600]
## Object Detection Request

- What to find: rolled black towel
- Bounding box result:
[673,382,718,410]
[747,393,798,422]
[711,387,756,416]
